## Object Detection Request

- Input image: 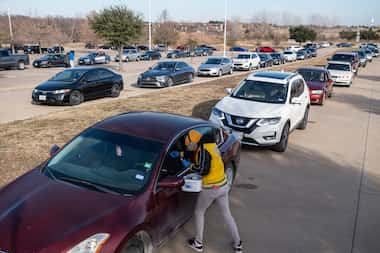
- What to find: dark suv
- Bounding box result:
[330,52,359,75]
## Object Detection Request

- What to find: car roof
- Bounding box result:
[93,112,210,143]
[334,52,356,56]
[297,66,327,72]
[248,71,297,84]
[327,61,351,65]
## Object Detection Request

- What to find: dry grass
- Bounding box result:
[0,54,333,187]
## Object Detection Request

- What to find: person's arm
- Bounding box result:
[192,146,211,176]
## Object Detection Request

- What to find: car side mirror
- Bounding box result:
[158,176,184,188]
[291,97,302,105]
[225,88,233,94]
[49,144,60,156]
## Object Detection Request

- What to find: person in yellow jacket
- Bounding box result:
[185,130,243,253]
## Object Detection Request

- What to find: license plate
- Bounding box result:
[39,95,47,101]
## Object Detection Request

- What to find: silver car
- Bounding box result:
[115,49,141,62]
[197,57,233,77]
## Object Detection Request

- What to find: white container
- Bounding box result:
[182,173,202,192]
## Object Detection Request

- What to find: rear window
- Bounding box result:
[332,54,354,62]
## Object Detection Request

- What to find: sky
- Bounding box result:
[0,0,379,26]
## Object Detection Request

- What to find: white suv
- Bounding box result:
[232,53,260,71]
[283,51,297,62]
[287,45,303,52]
[210,71,310,152]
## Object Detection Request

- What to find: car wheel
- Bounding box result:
[224,162,236,190]
[111,84,121,97]
[298,107,309,130]
[69,91,83,106]
[166,77,174,87]
[218,69,223,77]
[229,68,233,75]
[17,61,25,70]
[120,232,153,253]
[188,73,194,83]
[272,122,290,152]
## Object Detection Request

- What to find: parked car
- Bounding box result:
[24,44,42,54]
[137,61,195,88]
[199,45,217,51]
[326,61,353,87]
[210,71,310,152]
[297,67,334,105]
[232,52,260,70]
[140,50,162,60]
[330,52,359,75]
[0,111,241,252]
[287,45,303,52]
[32,67,123,105]
[305,43,318,49]
[367,46,379,57]
[296,50,309,60]
[155,44,167,51]
[85,43,97,49]
[258,53,273,68]
[115,49,141,62]
[78,52,111,65]
[336,42,352,48]
[47,46,65,53]
[270,52,286,65]
[307,48,317,57]
[283,50,297,62]
[257,46,276,53]
[320,42,330,48]
[33,54,68,68]
[167,50,190,58]
[363,48,374,62]
[99,44,113,50]
[197,57,233,77]
[230,47,248,52]
[190,47,213,57]
[137,45,150,51]
[353,50,368,67]
[176,45,189,51]
[0,48,30,70]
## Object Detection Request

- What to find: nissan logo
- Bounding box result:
[236,118,245,125]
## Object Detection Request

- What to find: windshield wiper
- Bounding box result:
[56,176,123,195]
[44,166,57,180]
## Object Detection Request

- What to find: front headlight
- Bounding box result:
[257,117,281,127]
[138,74,142,81]
[212,107,225,118]
[156,75,168,82]
[33,89,39,93]
[345,75,351,79]
[311,90,324,95]
[67,233,110,253]
[53,89,71,94]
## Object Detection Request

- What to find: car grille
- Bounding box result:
[222,113,258,134]
[234,63,243,66]
[144,76,156,81]
[199,69,211,72]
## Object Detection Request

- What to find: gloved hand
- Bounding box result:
[169,150,180,158]
[181,159,192,169]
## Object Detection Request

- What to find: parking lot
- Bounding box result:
[154,58,380,253]
[0,48,335,123]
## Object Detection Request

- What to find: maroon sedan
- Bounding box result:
[0,112,241,253]
[257,46,276,53]
[297,67,334,105]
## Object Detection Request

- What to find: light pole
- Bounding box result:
[7,8,14,54]
[223,0,227,57]
[148,0,152,50]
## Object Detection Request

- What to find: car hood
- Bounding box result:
[328,69,351,76]
[36,81,75,91]
[216,96,285,118]
[79,55,92,60]
[233,59,249,63]
[305,81,325,90]
[34,56,48,62]
[199,64,221,69]
[0,169,133,252]
[142,69,172,77]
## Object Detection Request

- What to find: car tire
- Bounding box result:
[120,232,153,253]
[69,91,83,106]
[272,122,290,153]
[218,70,223,77]
[229,68,233,75]
[298,107,309,130]
[111,84,121,97]
[188,73,194,83]
[224,162,236,190]
[166,77,174,87]
[17,61,25,70]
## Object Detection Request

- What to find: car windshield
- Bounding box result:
[271,54,281,58]
[152,62,176,70]
[284,51,293,55]
[49,69,87,82]
[232,80,288,104]
[298,70,324,82]
[327,63,350,71]
[205,58,222,64]
[45,128,163,195]
[332,54,354,62]
[236,54,250,59]
[259,54,267,59]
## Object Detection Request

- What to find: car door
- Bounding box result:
[97,69,115,96]
[81,70,102,99]
[289,79,304,129]
[50,54,61,66]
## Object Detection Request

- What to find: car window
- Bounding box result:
[98,69,114,79]
[290,80,298,98]
[297,79,305,97]
[159,126,217,180]
[86,70,100,82]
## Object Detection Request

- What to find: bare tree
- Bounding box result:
[153,9,179,48]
